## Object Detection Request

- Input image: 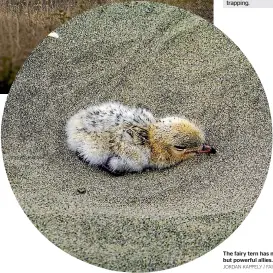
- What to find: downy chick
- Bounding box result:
[66,102,216,174]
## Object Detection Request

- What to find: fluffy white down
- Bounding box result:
[66,102,155,173]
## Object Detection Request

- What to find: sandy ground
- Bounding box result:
[1,2,272,272]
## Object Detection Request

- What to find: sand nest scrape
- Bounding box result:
[1,2,271,272]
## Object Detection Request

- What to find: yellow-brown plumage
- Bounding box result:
[148,118,206,168]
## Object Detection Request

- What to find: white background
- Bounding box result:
[0,1,272,272]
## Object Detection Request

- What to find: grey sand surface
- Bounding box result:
[2,2,272,272]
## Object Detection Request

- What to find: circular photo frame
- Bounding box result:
[1,2,272,272]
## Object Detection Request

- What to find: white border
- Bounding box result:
[1,2,273,272]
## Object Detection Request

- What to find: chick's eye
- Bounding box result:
[174,145,187,150]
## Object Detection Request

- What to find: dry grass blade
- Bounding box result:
[0,0,213,93]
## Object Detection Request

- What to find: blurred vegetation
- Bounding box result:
[0,0,213,93]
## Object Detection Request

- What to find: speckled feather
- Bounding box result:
[66,102,207,174]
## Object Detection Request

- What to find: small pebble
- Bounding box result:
[48,31,59,38]
[77,188,86,194]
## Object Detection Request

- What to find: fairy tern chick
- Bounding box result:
[66,102,216,174]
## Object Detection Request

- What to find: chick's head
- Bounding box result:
[149,117,208,164]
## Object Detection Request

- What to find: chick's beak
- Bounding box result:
[197,144,216,154]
